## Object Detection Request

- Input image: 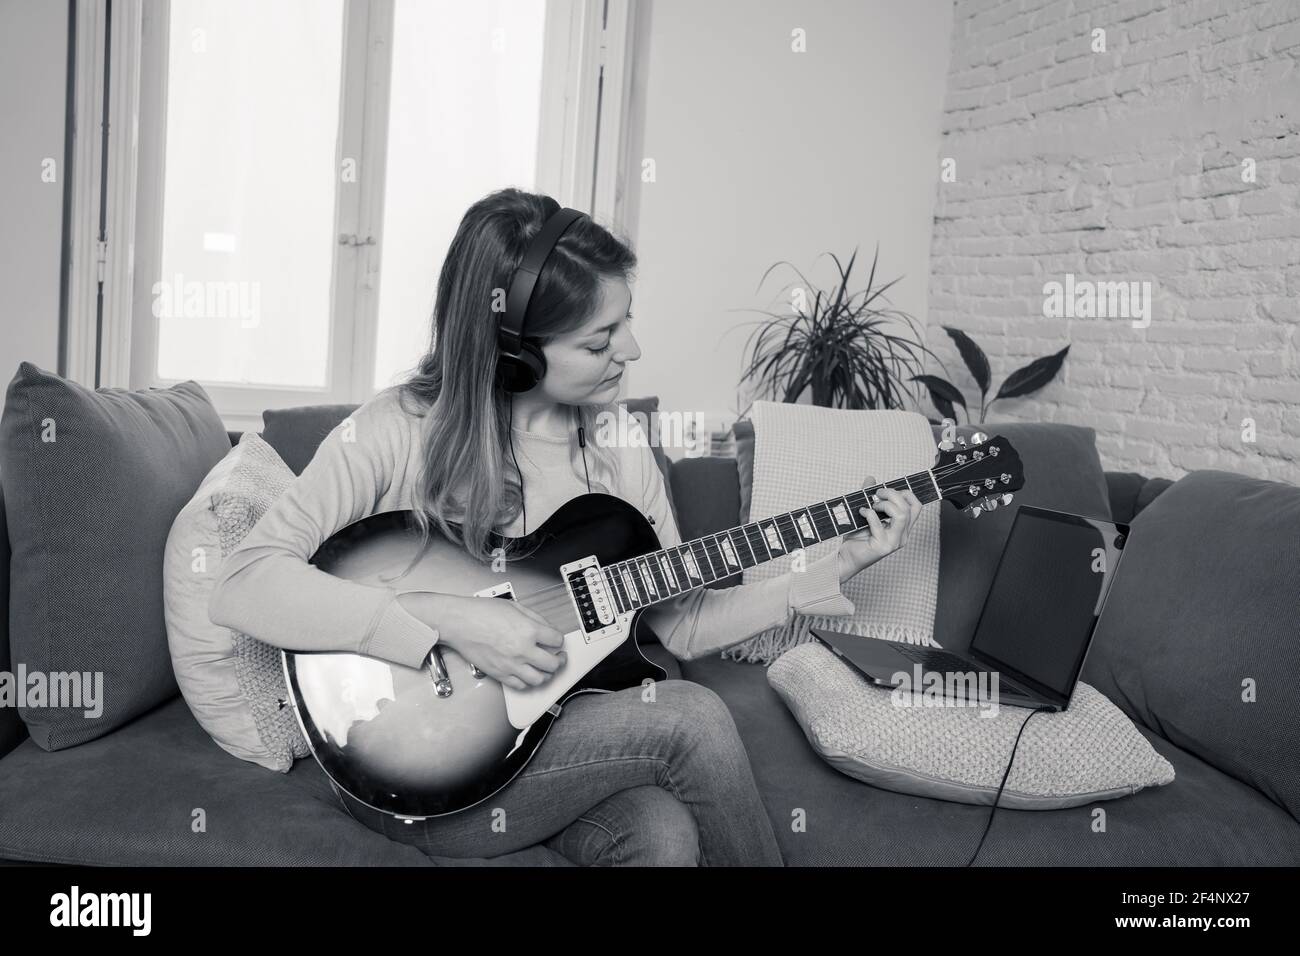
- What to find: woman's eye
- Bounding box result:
[587,342,612,356]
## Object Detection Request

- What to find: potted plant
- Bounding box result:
[733,245,937,411]
[912,327,1070,425]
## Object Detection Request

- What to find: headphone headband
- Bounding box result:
[499,206,588,358]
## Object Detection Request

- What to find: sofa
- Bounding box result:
[2,382,1297,866]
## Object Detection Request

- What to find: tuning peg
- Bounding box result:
[980,498,999,512]
[1001,493,1014,506]
[971,431,987,445]
[956,435,967,447]
[966,504,981,518]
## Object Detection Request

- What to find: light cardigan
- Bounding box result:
[207,388,855,668]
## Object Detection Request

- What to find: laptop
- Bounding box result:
[812,505,1129,712]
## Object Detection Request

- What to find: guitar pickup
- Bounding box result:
[560,555,626,643]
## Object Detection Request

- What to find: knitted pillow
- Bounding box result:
[727,403,941,664]
[164,433,309,771]
[768,641,1174,809]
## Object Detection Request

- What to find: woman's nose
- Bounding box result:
[617,326,642,363]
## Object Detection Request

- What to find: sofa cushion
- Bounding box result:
[0,485,24,760]
[0,695,569,866]
[1081,469,1300,822]
[0,362,230,749]
[164,434,307,771]
[682,653,1300,865]
[768,640,1173,810]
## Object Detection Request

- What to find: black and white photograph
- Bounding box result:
[0,0,1297,928]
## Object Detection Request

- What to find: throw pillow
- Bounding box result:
[164,433,309,771]
[725,402,941,664]
[769,640,1175,809]
[0,362,230,749]
[1081,469,1300,821]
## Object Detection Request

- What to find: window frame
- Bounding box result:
[66,0,642,431]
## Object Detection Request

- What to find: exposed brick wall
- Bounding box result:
[927,0,1299,483]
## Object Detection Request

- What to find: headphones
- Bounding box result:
[496,205,589,393]
[498,204,594,533]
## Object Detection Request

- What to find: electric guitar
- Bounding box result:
[282,432,1024,819]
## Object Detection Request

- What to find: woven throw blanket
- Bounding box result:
[214,434,310,768]
[723,401,941,664]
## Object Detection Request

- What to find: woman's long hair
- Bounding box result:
[393,187,638,563]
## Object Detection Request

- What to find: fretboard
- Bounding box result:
[601,469,944,615]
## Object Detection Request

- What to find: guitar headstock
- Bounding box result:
[933,433,1025,518]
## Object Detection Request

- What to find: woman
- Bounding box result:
[208,187,922,866]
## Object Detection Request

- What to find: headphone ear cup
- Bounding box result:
[498,342,546,393]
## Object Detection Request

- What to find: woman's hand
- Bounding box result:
[401,592,567,691]
[835,476,923,585]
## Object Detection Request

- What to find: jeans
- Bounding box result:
[334,678,784,866]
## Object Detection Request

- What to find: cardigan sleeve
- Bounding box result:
[632,442,856,662]
[207,389,441,669]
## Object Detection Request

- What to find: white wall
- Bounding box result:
[626,0,955,453]
[0,0,67,418]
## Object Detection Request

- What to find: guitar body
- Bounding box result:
[283,493,667,820]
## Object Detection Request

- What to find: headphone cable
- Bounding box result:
[508,393,527,537]
[964,703,1052,867]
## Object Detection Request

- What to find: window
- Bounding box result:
[373,0,548,390]
[97,0,640,429]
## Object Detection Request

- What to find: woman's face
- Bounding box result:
[534,276,639,403]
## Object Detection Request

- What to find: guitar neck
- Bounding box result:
[601,468,945,615]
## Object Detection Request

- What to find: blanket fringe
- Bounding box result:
[721,615,939,666]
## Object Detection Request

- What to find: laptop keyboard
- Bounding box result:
[890,642,978,673]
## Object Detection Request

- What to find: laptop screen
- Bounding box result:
[969,507,1125,700]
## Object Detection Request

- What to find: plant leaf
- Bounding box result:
[943,326,990,398]
[910,374,966,421]
[994,345,1070,400]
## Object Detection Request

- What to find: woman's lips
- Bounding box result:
[602,371,624,383]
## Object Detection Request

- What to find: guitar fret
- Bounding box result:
[707,534,732,576]
[657,551,681,593]
[689,539,719,582]
[679,544,705,586]
[605,568,628,614]
[665,547,689,591]
[639,556,663,599]
[628,561,650,604]
[734,526,760,567]
[773,512,802,552]
[809,501,838,540]
[740,523,767,562]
